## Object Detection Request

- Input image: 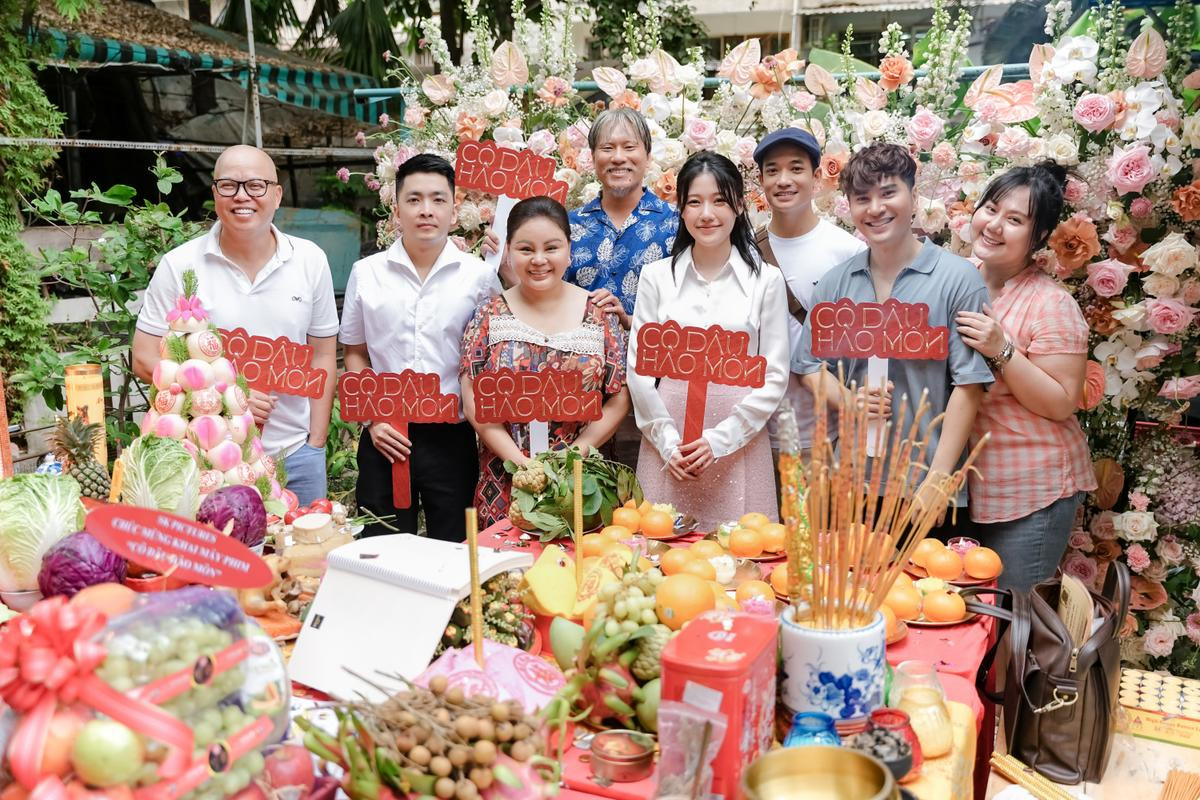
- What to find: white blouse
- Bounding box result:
[627,247,790,460]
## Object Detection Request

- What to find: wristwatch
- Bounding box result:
[987,339,1015,373]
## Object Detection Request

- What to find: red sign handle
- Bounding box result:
[391,420,412,509]
[683,379,706,444]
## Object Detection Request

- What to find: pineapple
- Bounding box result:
[52,415,111,499]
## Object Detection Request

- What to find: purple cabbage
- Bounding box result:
[38,531,128,598]
[197,485,267,547]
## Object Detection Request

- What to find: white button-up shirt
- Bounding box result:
[137,223,339,457]
[339,238,500,414]
[627,247,790,460]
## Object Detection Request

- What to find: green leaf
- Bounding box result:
[582,490,602,516]
[516,490,537,513]
[95,184,138,206]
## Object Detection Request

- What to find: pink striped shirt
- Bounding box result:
[969,268,1097,523]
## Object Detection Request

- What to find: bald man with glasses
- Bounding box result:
[133,145,340,504]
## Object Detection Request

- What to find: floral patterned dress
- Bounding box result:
[459,294,628,526]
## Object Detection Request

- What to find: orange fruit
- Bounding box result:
[729,527,765,558]
[894,572,915,589]
[735,580,774,605]
[655,574,716,630]
[612,508,641,532]
[925,548,964,581]
[922,590,966,623]
[601,524,632,542]
[769,563,789,595]
[660,548,695,576]
[711,582,739,610]
[880,604,898,639]
[70,583,137,618]
[623,499,637,510]
[760,523,787,553]
[738,512,771,530]
[638,500,654,516]
[689,540,725,559]
[912,538,946,568]
[964,547,1002,580]
[580,533,607,558]
[681,558,717,581]
[884,584,922,621]
[641,510,676,540]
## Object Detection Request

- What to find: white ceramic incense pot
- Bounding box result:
[778,605,887,723]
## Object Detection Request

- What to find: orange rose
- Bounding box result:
[878,57,914,92]
[609,89,641,110]
[1048,216,1102,272]
[1093,539,1122,564]
[1080,360,1105,410]
[1130,576,1168,611]
[653,169,678,204]
[1171,180,1200,221]
[749,63,782,99]
[455,113,487,142]
[819,150,849,190]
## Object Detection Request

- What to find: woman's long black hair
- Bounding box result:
[670,151,761,273]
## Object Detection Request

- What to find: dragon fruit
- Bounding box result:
[577,662,637,728]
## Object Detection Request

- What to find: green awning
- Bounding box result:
[35,27,377,122]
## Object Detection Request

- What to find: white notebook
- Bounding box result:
[288,534,534,701]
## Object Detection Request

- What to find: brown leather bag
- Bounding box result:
[960,562,1130,785]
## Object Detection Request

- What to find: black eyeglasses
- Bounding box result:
[212,178,278,198]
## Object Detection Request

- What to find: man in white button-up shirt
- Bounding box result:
[341,154,501,540]
[133,145,339,505]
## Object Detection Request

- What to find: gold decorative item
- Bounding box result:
[64,363,107,464]
[741,745,899,800]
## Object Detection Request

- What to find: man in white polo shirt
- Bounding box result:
[133,145,339,505]
[341,153,500,540]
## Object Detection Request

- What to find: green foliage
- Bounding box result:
[17,158,204,451]
[0,240,52,420]
[591,0,705,61]
[324,399,360,509]
[505,449,642,542]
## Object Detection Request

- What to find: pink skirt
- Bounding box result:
[636,378,778,531]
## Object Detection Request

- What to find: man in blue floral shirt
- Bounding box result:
[565,107,678,327]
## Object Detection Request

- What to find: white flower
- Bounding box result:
[527,129,557,156]
[481,89,510,118]
[714,129,738,158]
[1142,272,1181,298]
[580,181,601,204]
[493,126,526,150]
[1143,623,1178,658]
[1046,133,1080,165]
[914,196,948,233]
[641,93,673,123]
[860,110,891,140]
[1046,36,1099,86]
[628,57,656,85]
[651,138,687,170]
[1181,114,1200,148]
[1112,302,1150,332]
[1095,330,1145,374]
[1113,510,1158,542]
[554,168,581,190]
[1141,231,1198,276]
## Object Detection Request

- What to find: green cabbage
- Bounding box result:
[118,434,200,518]
[0,473,87,591]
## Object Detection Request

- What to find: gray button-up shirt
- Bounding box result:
[792,238,994,504]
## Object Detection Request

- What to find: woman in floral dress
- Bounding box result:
[460,197,631,526]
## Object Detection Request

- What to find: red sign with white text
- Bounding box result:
[472,368,603,424]
[338,369,459,509]
[454,140,569,203]
[634,322,766,443]
[809,299,949,360]
[86,504,273,588]
[219,327,327,398]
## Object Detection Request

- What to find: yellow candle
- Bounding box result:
[573,459,583,593]
[465,508,484,667]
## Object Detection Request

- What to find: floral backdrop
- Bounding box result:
[344,0,1200,676]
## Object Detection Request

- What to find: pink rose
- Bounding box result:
[907,107,946,151]
[1142,273,1181,298]
[1091,511,1117,540]
[733,135,758,168]
[932,142,957,168]
[1129,491,1150,511]
[1073,92,1118,132]
[1104,223,1138,253]
[1143,624,1178,658]
[1157,535,1185,565]
[1156,109,1181,131]
[575,148,594,173]
[1130,196,1154,218]
[527,129,557,156]
[1143,560,1168,582]
[393,145,418,168]
[1183,279,1200,304]
[404,105,428,128]
[949,213,972,240]
[1085,258,1134,297]
[1107,144,1156,195]
[995,127,1033,159]
[1145,297,1197,334]
[682,118,718,151]
[1186,612,1200,645]
[1062,553,1099,586]
[958,160,984,179]
[1158,375,1200,399]
[790,91,817,112]
[564,121,589,152]
[1068,530,1094,552]
[1064,177,1087,204]
[1126,543,1151,573]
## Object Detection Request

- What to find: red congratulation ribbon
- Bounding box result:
[0,597,195,791]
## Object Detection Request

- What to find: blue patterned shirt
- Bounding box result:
[567,188,678,314]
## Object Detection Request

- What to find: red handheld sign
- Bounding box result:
[86,504,273,588]
[219,327,327,399]
[338,369,460,509]
[634,322,767,443]
[454,140,569,203]
[472,367,603,425]
[809,299,949,360]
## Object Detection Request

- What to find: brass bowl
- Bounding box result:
[589,729,655,783]
[742,746,899,800]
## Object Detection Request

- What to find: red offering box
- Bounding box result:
[660,611,777,800]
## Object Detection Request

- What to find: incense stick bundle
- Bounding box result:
[989,754,1074,800]
[787,365,988,629]
[1160,769,1200,800]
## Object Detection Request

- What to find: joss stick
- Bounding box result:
[466,508,485,667]
[573,458,583,594]
[108,458,125,504]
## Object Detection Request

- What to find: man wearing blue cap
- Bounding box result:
[754,128,865,454]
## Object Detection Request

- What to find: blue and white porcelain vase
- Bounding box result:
[778,605,887,724]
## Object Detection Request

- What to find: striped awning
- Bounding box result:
[35,27,376,122]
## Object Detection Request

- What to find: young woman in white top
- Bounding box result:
[627,151,790,528]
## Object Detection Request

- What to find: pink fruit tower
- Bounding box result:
[141,269,283,502]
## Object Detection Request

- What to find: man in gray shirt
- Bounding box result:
[791,143,993,514]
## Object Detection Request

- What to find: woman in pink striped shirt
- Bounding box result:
[955,162,1098,592]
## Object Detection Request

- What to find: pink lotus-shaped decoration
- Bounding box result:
[167,295,210,333]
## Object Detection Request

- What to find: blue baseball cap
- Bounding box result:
[753,128,822,169]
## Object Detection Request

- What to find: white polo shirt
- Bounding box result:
[137,222,340,456]
[340,237,500,418]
